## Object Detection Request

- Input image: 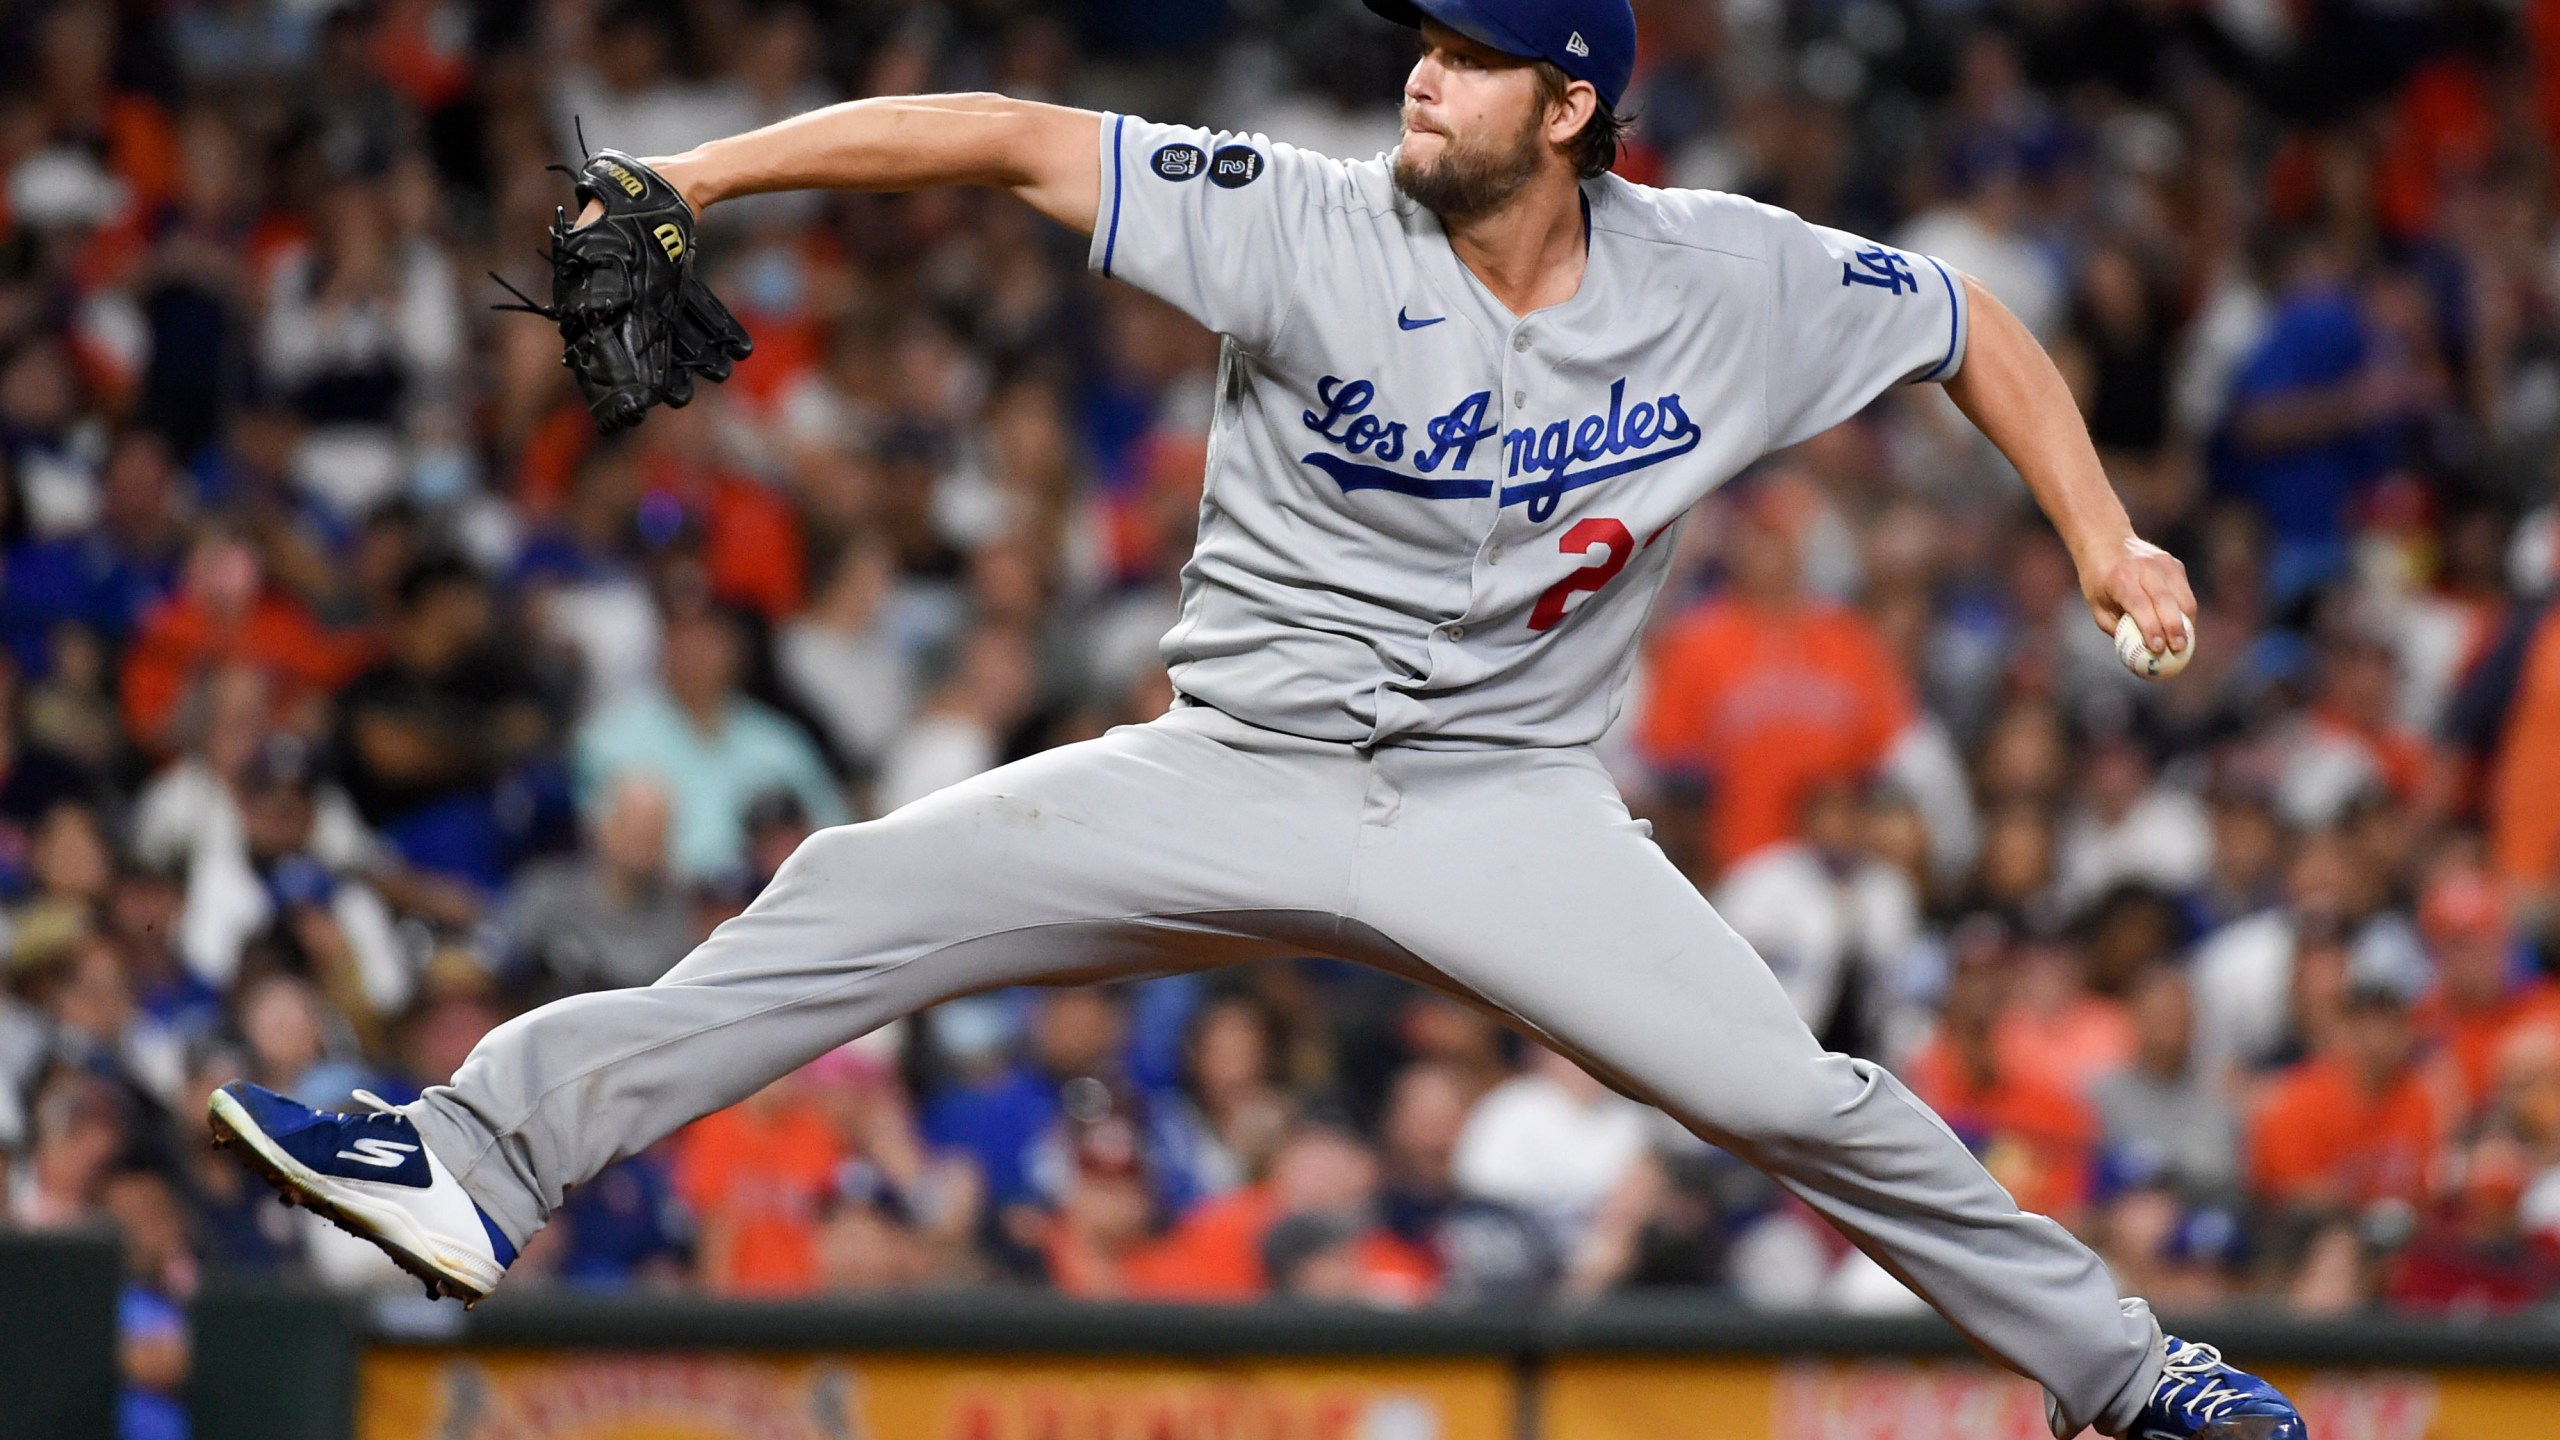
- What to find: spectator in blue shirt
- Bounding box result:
[2212,239,2439,604]
[102,1168,195,1440]
[3,429,187,676]
[575,605,845,880]
[548,1151,693,1288]
[925,986,1208,1268]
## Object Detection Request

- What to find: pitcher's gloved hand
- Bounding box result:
[494,150,753,435]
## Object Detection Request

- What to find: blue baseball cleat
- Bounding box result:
[2131,1335,2308,1439]
[207,1081,515,1305]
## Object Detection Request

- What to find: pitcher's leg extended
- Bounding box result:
[1349,746,2161,1438]
[212,708,1363,1295]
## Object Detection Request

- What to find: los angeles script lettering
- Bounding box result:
[1301,375,1701,519]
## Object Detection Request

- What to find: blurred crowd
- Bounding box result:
[9,0,2560,1425]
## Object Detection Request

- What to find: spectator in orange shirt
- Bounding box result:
[2464,598,2560,895]
[120,528,372,756]
[2249,966,2447,1214]
[632,407,806,623]
[32,2,180,220]
[1123,1115,1435,1304]
[674,1074,844,1295]
[2385,996,2560,1313]
[1039,1101,1158,1298]
[1261,1210,1431,1303]
[2384,1130,2560,1312]
[1904,930,2099,1224]
[1637,475,1914,876]
[2414,868,2560,1110]
[2280,607,2449,826]
[1991,929,2137,1103]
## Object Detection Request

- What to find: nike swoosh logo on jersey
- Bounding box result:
[1396,308,1445,330]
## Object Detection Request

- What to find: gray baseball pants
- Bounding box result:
[410,703,2163,1437]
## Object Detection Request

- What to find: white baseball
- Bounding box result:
[2115,611,2195,680]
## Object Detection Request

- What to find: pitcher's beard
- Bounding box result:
[1393,105,1545,223]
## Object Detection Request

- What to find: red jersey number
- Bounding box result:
[1528,518,1636,631]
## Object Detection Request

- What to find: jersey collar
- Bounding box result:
[1403,174,1615,353]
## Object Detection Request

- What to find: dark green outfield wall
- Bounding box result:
[0,1231,120,1440]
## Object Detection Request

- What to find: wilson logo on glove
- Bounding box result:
[489,147,753,436]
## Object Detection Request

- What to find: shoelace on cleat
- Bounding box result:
[2154,1344,2251,1426]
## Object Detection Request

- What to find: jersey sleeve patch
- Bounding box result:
[1208,144,1266,188]
[1088,115,1321,353]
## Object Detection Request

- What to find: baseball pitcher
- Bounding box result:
[213,2,2293,1435]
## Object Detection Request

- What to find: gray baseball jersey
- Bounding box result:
[1090,115,1968,748]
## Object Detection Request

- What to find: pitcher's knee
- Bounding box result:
[769,818,901,891]
[757,810,1014,923]
[1709,1051,1880,1153]
[787,818,871,868]
[784,792,1012,889]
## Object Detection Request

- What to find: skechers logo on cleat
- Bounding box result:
[653,222,685,261]
[337,1138,421,1168]
[599,161,645,197]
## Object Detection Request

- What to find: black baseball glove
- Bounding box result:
[495,150,753,435]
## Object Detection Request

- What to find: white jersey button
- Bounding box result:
[1512,334,1530,352]
[1447,624,1466,640]
[1512,390,1526,406]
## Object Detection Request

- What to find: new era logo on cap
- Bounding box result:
[1363,0,1637,111]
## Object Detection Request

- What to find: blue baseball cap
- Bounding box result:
[1365,0,1638,112]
